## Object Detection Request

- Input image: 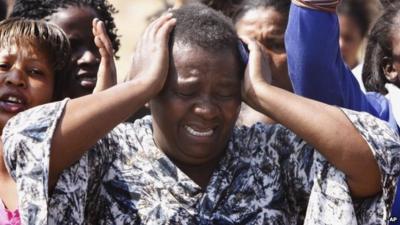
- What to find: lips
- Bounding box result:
[76,71,97,89]
[185,125,214,137]
[0,92,27,114]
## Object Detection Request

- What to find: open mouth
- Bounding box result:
[184,125,214,137]
[0,94,27,113]
[77,72,97,89]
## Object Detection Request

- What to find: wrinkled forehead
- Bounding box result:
[169,42,242,84]
[171,42,240,67]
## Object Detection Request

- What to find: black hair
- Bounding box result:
[0,0,7,21]
[170,4,246,75]
[362,3,400,94]
[337,0,376,38]
[196,0,242,17]
[233,0,291,22]
[10,0,120,57]
[380,0,398,9]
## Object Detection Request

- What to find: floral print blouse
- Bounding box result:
[3,99,400,225]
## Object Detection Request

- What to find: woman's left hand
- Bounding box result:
[240,38,272,113]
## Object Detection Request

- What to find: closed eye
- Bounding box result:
[175,90,195,97]
[0,62,10,71]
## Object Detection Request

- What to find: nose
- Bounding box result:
[76,49,99,67]
[5,69,27,88]
[193,96,219,120]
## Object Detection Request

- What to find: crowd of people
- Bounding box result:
[0,0,400,224]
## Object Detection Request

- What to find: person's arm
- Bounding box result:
[285,1,378,115]
[47,14,176,188]
[242,38,383,198]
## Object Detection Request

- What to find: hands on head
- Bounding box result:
[240,37,273,113]
[126,13,176,100]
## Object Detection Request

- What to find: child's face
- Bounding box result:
[150,44,242,168]
[0,44,54,130]
[48,5,100,98]
[338,14,363,68]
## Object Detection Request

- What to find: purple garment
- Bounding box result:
[0,201,20,225]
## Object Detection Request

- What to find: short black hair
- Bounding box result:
[170,4,246,75]
[233,0,291,22]
[171,4,239,52]
[10,0,120,57]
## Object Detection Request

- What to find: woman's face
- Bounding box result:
[386,30,400,87]
[0,44,54,130]
[48,5,100,98]
[339,15,363,69]
[150,44,242,167]
[235,6,292,92]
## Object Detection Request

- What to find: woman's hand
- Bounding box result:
[92,18,117,93]
[126,13,176,100]
[241,38,272,113]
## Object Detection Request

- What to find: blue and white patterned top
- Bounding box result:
[3,99,400,225]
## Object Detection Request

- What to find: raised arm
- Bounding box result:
[242,37,382,198]
[285,1,381,116]
[48,14,176,187]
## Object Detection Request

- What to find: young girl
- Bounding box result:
[10,0,119,98]
[0,17,70,225]
[0,17,114,225]
[3,4,399,225]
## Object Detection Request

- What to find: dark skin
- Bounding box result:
[383,29,400,88]
[47,14,380,199]
[150,44,242,188]
[48,5,116,98]
[0,44,55,210]
[235,6,292,125]
[0,18,114,210]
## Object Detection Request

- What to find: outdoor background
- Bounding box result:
[109,0,173,82]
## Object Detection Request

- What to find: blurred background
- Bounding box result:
[109,0,173,82]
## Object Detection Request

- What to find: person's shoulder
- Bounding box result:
[230,122,298,155]
[101,115,153,149]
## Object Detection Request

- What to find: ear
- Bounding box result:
[382,56,399,82]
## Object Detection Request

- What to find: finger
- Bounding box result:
[149,13,174,37]
[156,17,177,46]
[95,20,114,56]
[92,18,100,36]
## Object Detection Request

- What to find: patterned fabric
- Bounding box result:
[0,201,20,225]
[3,99,400,225]
[292,0,340,12]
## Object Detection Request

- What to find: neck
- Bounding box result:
[174,157,221,190]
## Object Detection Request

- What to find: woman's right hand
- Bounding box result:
[126,13,176,99]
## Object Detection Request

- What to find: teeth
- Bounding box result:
[80,77,96,81]
[185,125,213,137]
[6,96,22,104]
